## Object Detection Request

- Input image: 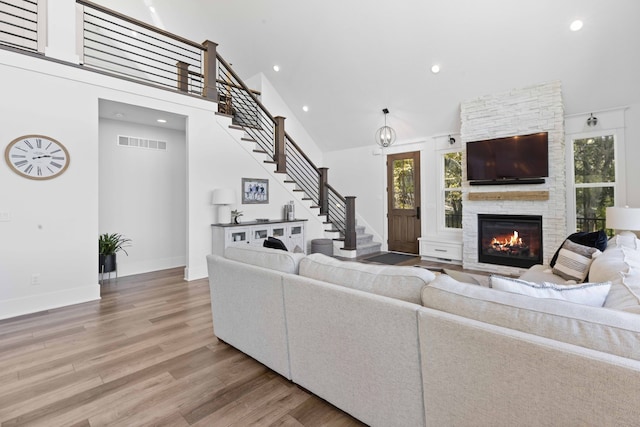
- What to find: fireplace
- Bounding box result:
[477,214,543,268]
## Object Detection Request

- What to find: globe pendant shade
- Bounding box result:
[376,125,396,147]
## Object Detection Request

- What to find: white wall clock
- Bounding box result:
[5,134,70,180]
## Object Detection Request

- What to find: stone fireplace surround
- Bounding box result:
[460,81,567,276]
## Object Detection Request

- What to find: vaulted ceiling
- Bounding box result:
[96,0,640,152]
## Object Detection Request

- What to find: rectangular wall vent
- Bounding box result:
[118,135,167,151]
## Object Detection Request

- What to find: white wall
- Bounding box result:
[625,103,640,207]
[324,141,430,250]
[99,118,186,276]
[0,48,325,319]
[0,54,100,319]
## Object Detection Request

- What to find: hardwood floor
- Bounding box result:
[0,268,364,426]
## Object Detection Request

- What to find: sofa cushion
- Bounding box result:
[518,264,571,285]
[552,239,601,282]
[489,275,611,307]
[421,274,640,361]
[224,245,305,274]
[550,230,608,267]
[603,267,640,314]
[299,253,435,304]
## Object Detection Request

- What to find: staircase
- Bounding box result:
[217,112,382,257]
[355,225,382,257]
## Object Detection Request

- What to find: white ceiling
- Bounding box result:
[98,99,186,131]
[95,0,640,152]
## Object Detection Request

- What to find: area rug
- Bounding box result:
[364,252,417,265]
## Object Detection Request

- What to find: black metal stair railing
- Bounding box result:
[284,134,320,207]
[0,0,39,53]
[216,55,275,157]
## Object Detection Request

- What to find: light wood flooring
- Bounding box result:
[0,268,364,426]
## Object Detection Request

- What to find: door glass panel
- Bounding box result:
[272,228,285,237]
[444,151,463,229]
[392,159,415,209]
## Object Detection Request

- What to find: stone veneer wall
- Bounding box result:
[461,81,566,275]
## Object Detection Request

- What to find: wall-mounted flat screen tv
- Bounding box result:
[466,132,549,184]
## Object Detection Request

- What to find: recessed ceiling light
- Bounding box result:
[114,112,124,118]
[431,64,441,74]
[273,65,280,72]
[302,105,309,112]
[157,119,167,123]
[570,20,583,31]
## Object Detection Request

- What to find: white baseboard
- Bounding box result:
[0,285,101,321]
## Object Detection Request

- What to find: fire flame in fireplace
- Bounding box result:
[491,230,523,249]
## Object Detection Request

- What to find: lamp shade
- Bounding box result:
[211,188,235,205]
[606,206,640,231]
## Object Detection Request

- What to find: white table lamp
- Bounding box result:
[606,206,640,234]
[212,188,235,224]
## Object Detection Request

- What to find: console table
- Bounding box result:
[211,219,307,256]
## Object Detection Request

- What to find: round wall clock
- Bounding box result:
[5,134,70,180]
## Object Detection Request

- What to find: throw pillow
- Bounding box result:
[552,239,601,282]
[490,275,611,307]
[550,230,608,267]
[603,268,640,314]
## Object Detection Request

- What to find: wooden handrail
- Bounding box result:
[215,78,261,96]
[216,53,275,124]
[76,0,203,49]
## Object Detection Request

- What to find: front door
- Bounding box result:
[387,151,421,253]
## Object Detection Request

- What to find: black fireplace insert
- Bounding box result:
[477,214,543,268]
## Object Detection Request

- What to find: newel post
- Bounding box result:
[176,61,189,92]
[274,116,286,173]
[202,40,219,100]
[344,196,357,251]
[318,168,329,215]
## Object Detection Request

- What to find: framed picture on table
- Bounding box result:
[242,178,269,204]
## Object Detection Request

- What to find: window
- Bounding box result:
[443,151,462,229]
[572,134,616,233]
[566,109,626,235]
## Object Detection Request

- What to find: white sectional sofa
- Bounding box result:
[206,236,640,427]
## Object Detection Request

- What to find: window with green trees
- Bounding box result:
[573,135,615,233]
[443,151,462,229]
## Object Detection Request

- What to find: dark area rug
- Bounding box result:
[364,252,417,265]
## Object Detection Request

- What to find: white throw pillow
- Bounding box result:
[552,239,601,282]
[490,275,611,307]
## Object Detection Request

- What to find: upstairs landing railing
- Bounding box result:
[0,0,41,53]
[6,0,356,249]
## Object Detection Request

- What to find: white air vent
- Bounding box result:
[118,135,167,151]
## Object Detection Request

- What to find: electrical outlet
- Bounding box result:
[0,211,10,222]
[31,274,40,286]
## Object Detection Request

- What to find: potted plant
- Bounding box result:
[99,233,132,273]
[231,209,243,224]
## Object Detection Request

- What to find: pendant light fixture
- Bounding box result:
[375,108,396,148]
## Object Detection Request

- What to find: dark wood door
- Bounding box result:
[387,151,421,253]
